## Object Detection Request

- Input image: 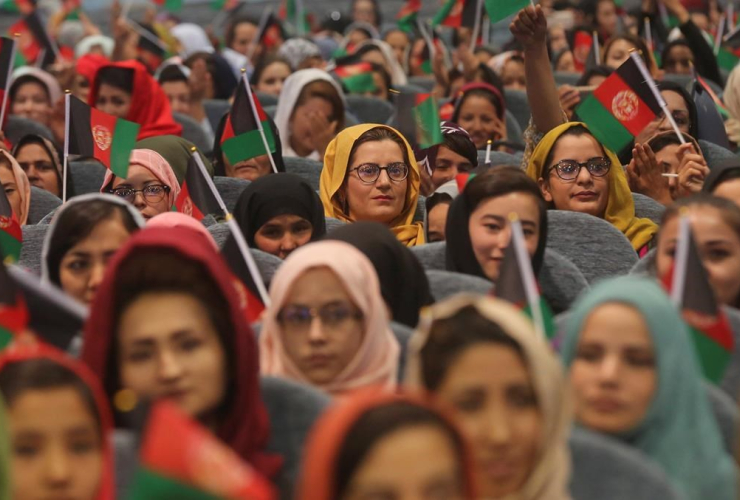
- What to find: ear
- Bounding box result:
[538,177,553,203]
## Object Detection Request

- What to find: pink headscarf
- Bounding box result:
[148,212,218,250]
[100,148,180,208]
[260,240,400,397]
[1,150,31,225]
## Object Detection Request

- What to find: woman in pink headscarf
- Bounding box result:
[100,149,180,221]
[148,212,218,250]
[259,240,400,398]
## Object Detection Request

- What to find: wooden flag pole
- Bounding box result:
[241,75,279,174]
[62,92,71,204]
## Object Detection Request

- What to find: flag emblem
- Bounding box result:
[612,91,639,121]
[180,197,194,217]
[0,216,10,230]
[93,125,112,151]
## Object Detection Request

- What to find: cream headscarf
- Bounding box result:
[723,65,740,144]
[525,122,658,251]
[1,150,30,226]
[356,39,408,86]
[320,123,425,247]
[259,240,400,397]
[406,294,573,500]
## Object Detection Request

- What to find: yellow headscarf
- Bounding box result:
[320,124,425,247]
[526,122,658,251]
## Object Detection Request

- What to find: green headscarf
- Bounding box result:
[0,394,9,500]
[561,276,737,500]
[135,135,214,184]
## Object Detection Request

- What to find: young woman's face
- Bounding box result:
[656,206,740,307]
[384,31,410,66]
[555,51,576,73]
[9,387,102,500]
[59,215,132,305]
[279,267,364,385]
[604,39,635,70]
[290,96,335,156]
[16,142,59,197]
[254,214,313,259]
[713,178,740,209]
[596,0,618,37]
[343,424,464,500]
[117,292,228,420]
[548,26,568,53]
[12,82,52,126]
[111,165,170,220]
[230,22,258,55]
[456,96,502,150]
[501,60,525,91]
[436,342,542,499]
[360,50,391,78]
[663,45,694,75]
[95,83,132,119]
[0,163,23,220]
[223,153,273,181]
[427,202,451,243]
[432,146,473,190]
[73,75,91,103]
[570,303,657,434]
[255,61,291,96]
[352,0,377,25]
[635,90,691,144]
[161,80,191,115]
[468,193,540,281]
[362,71,389,101]
[345,139,408,225]
[539,133,610,218]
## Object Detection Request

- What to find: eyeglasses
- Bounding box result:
[349,162,409,184]
[110,184,170,204]
[278,303,363,330]
[549,157,611,181]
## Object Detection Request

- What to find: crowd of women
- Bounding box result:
[3,0,740,498]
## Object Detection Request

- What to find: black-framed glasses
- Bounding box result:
[549,157,611,181]
[278,303,363,330]
[349,162,409,184]
[110,184,170,204]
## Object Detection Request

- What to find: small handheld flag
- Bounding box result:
[433,0,477,28]
[692,78,730,149]
[9,10,58,68]
[0,179,21,264]
[151,0,183,12]
[397,0,420,32]
[486,0,529,24]
[0,259,28,349]
[334,62,377,93]
[175,151,222,221]
[395,91,444,176]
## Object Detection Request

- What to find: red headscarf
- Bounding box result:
[89,60,182,140]
[0,341,116,500]
[77,53,110,87]
[296,389,477,500]
[79,226,280,478]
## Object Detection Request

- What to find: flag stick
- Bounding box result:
[729,2,735,33]
[469,0,485,52]
[62,92,70,203]
[724,19,740,42]
[510,216,546,338]
[417,18,435,60]
[592,30,600,63]
[189,150,271,306]
[0,38,17,129]
[481,14,490,46]
[241,76,279,173]
[670,215,691,306]
[715,14,726,56]
[121,0,134,20]
[629,51,686,144]
[127,19,168,52]
[34,48,45,68]
[248,7,272,62]
[484,139,492,166]
[658,1,670,27]
[644,17,653,52]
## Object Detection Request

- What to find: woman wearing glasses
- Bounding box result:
[526,122,658,254]
[320,124,425,246]
[260,240,400,397]
[100,149,180,221]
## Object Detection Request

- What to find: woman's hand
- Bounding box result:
[308,111,338,159]
[510,5,548,51]
[675,142,709,198]
[558,85,581,120]
[627,143,673,205]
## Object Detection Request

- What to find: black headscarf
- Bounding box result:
[326,221,434,328]
[12,134,74,199]
[212,112,286,176]
[233,173,325,247]
[703,157,740,193]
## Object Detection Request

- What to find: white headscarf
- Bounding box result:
[171,23,214,58]
[356,39,408,86]
[75,35,115,59]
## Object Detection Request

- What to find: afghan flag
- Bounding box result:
[175,154,221,221]
[334,62,376,93]
[220,79,276,166]
[135,24,166,73]
[485,0,529,24]
[396,92,443,150]
[67,95,140,178]
[8,10,56,68]
[222,228,266,324]
[0,37,17,114]
[0,180,21,265]
[575,54,662,153]
[493,218,555,339]
[1,0,34,14]
[152,0,182,12]
[128,401,275,500]
[0,261,28,350]
[432,0,477,28]
[663,216,734,384]
[572,30,593,73]
[255,12,283,51]
[397,0,420,33]
[211,0,238,10]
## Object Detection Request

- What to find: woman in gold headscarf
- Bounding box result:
[320,123,425,246]
[525,122,658,254]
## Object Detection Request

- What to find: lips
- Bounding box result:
[306,353,334,367]
[481,457,518,481]
[588,397,625,413]
[372,195,393,202]
[572,191,597,200]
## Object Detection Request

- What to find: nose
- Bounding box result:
[157,349,184,382]
[87,261,106,294]
[307,315,327,344]
[25,165,40,182]
[486,404,512,447]
[597,353,621,385]
[132,190,147,209]
[576,164,594,185]
[44,444,72,487]
[280,234,298,253]
[375,168,392,189]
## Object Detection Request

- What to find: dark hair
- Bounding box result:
[350,0,382,26]
[46,200,141,286]
[464,166,548,273]
[109,250,236,422]
[661,40,694,70]
[335,401,466,498]
[293,79,345,128]
[420,305,524,391]
[451,88,504,122]
[184,52,238,100]
[542,124,604,177]
[249,55,291,86]
[225,15,259,49]
[704,159,740,193]
[575,64,613,86]
[475,64,504,95]
[656,80,698,138]
[158,64,188,85]
[602,33,653,70]
[443,133,478,168]
[96,66,135,94]
[647,131,693,154]
[426,192,453,215]
[347,126,410,169]
[369,63,391,99]
[0,358,100,426]
[660,193,740,237]
[9,75,51,104]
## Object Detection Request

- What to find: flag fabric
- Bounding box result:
[211,0,238,10]
[572,30,593,73]
[136,25,166,73]
[692,79,730,149]
[663,217,734,384]
[221,231,266,324]
[9,11,56,68]
[175,154,222,221]
[1,0,34,14]
[397,0,420,32]
[432,0,477,28]
[485,0,529,23]
[493,219,556,339]
[334,62,376,93]
[396,92,444,150]
[255,13,283,51]
[575,55,662,153]
[220,80,276,166]
[127,401,275,500]
[0,261,28,350]
[67,95,140,178]
[152,0,183,12]
[0,181,21,265]
[0,37,16,114]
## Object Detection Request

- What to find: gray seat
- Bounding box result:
[390,321,413,382]
[633,193,665,225]
[554,71,581,86]
[283,156,323,191]
[27,186,61,224]
[261,376,330,500]
[18,224,49,274]
[505,109,523,146]
[547,210,637,285]
[662,72,693,89]
[410,241,446,271]
[569,427,683,500]
[629,247,655,277]
[70,160,107,196]
[394,83,426,94]
[325,217,345,232]
[540,249,589,314]
[476,150,523,167]
[706,382,739,454]
[255,91,279,107]
[720,306,740,400]
[345,95,395,125]
[213,176,250,213]
[425,269,491,300]
[203,99,231,132]
[407,76,435,91]
[700,139,737,170]
[113,430,138,500]
[207,223,284,285]
[173,112,212,154]
[504,89,531,132]
[5,115,54,144]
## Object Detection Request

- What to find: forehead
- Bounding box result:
[550,133,604,162]
[662,90,688,112]
[608,39,635,53]
[580,302,653,347]
[351,139,404,165]
[664,206,740,241]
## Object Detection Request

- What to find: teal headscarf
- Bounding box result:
[561,276,737,500]
[0,394,9,500]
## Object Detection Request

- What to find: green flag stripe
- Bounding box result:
[222,124,276,165]
[127,468,221,500]
[342,72,376,93]
[0,329,12,349]
[522,297,556,339]
[0,231,21,264]
[414,96,443,149]
[691,326,731,383]
[110,118,140,179]
[576,95,634,153]
[432,0,456,26]
[486,0,529,23]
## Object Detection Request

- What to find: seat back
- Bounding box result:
[505,109,523,145]
[700,139,737,170]
[206,224,283,285]
[324,217,344,233]
[476,150,523,167]
[547,210,637,284]
[425,269,491,300]
[27,186,61,224]
[504,88,531,132]
[283,156,323,191]
[70,160,107,196]
[705,382,739,454]
[173,112,212,154]
[720,306,740,400]
[5,115,54,144]
[203,99,230,132]
[407,76,435,91]
[390,321,413,382]
[19,224,49,274]
[345,95,396,125]
[633,193,665,225]
[255,91,278,107]
[410,241,446,271]
[540,249,589,314]
[554,71,581,86]
[213,176,250,212]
